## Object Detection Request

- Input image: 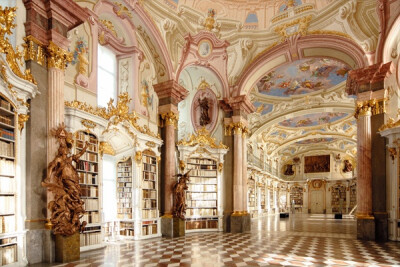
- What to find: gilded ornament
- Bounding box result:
[23,35,46,66]
[225,122,249,137]
[135,151,143,162]
[146,141,156,148]
[160,111,179,128]
[179,160,185,172]
[308,30,352,39]
[99,141,115,156]
[0,62,30,107]
[113,2,133,19]
[204,9,216,31]
[100,19,118,37]
[0,6,36,84]
[18,113,29,131]
[177,127,228,149]
[81,119,96,130]
[218,162,223,173]
[379,117,400,131]
[274,15,312,41]
[47,41,72,70]
[197,78,210,90]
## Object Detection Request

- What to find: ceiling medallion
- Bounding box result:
[198,39,212,58]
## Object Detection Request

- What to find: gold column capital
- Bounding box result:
[159,111,179,128]
[47,41,72,70]
[355,98,386,119]
[225,122,249,136]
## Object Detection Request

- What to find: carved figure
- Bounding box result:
[343,159,353,173]
[284,164,294,176]
[173,171,190,220]
[199,97,211,126]
[42,124,88,235]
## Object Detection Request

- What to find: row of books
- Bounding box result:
[0,177,13,193]
[142,224,157,235]
[187,159,216,165]
[0,115,12,127]
[117,187,131,193]
[143,181,155,189]
[117,177,132,183]
[80,211,100,224]
[76,142,98,153]
[118,192,132,198]
[80,232,101,247]
[81,186,98,198]
[120,222,134,229]
[83,199,99,210]
[117,208,132,214]
[186,208,217,217]
[0,243,17,265]
[186,219,218,230]
[0,196,14,214]
[142,199,156,209]
[186,192,217,201]
[0,215,15,234]
[186,200,217,208]
[79,152,97,162]
[120,229,134,236]
[143,163,156,172]
[0,129,14,141]
[0,99,11,111]
[189,170,217,176]
[188,184,216,192]
[77,161,98,173]
[75,132,97,144]
[118,182,132,188]
[189,177,217,185]
[78,173,97,185]
[0,140,14,158]
[142,190,156,199]
[117,203,132,208]
[143,172,156,181]
[117,173,131,178]
[142,156,156,165]
[142,209,157,219]
[0,159,14,176]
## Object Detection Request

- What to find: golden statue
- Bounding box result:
[173,170,190,220]
[42,124,88,235]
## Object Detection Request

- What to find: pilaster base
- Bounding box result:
[55,232,80,263]
[230,213,251,233]
[374,212,388,242]
[161,217,185,237]
[357,216,376,240]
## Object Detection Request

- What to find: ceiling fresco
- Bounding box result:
[255,58,351,98]
[279,0,302,12]
[295,137,335,145]
[253,101,273,115]
[279,112,349,128]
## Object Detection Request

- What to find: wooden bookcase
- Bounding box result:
[331,184,346,213]
[290,186,303,212]
[75,131,102,251]
[141,151,159,237]
[248,178,256,218]
[0,96,17,266]
[349,182,357,212]
[185,158,219,231]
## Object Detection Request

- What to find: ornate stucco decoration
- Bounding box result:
[159,111,179,128]
[18,114,29,131]
[204,9,217,31]
[225,122,250,137]
[378,117,400,132]
[47,41,73,70]
[354,99,385,119]
[23,35,46,66]
[274,15,312,41]
[0,6,36,84]
[100,19,118,37]
[177,127,227,149]
[113,2,133,19]
[81,119,97,130]
[99,141,115,156]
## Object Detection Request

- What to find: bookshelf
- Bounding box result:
[349,182,356,212]
[290,186,303,212]
[141,151,159,237]
[260,186,266,213]
[331,184,346,213]
[0,96,17,266]
[75,131,102,251]
[248,178,256,218]
[185,158,219,231]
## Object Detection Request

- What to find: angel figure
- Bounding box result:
[173,170,190,220]
[42,124,88,235]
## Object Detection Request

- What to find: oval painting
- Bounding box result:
[191,88,218,133]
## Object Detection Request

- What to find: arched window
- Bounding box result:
[97,45,117,107]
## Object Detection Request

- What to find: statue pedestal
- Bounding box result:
[161,216,185,237]
[230,213,251,233]
[55,232,80,263]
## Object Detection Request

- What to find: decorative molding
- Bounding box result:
[225,122,250,137]
[23,35,46,66]
[113,2,133,19]
[355,99,384,119]
[99,141,115,156]
[18,114,29,131]
[145,141,156,148]
[274,15,312,41]
[160,111,179,128]
[47,41,73,70]
[135,151,143,163]
[378,117,400,132]
[81,119,96,130]
[100,19,118,37]
[177,127,228,149]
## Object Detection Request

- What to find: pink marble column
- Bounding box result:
[356,106,373,218]
[233,128,243,214]
[242,132,248,214]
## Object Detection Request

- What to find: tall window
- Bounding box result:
[97,45,117,107]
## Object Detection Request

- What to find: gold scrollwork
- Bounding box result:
[388,147,397,163]
[218,162,223,173]
[145,141,156,148]
[100,19,118,37]
[225,122,249,137]
[160,111,179,128]
[177,127,228,149]
[356,99,386,120]
[274,15,312,41]
[179,160,185,172]
[47,41,72,70]
[18,113,29,131]
[135,151,142,163]
[81,119,96,130]
[99,141,115,156]
[23,35,46,66]
[0,6,36,84]
[113,2,133,19]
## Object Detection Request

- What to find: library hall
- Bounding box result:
[1,0,400,266]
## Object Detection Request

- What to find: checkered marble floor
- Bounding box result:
[50,214,400,267]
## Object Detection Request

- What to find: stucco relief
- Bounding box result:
[191,87,218,133]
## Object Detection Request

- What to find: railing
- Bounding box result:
[247,153,278,177]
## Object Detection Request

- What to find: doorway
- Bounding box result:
[310,190,324,213]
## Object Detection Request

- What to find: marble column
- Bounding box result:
[356,102,375,240]
[242,131,248,214]
[232,127,243,214]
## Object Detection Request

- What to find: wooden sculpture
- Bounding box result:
[42,124,88,235]
[173,170,190,220]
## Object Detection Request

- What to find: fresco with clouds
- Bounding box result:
[279,112,348,128]
[253,102,273,115]
[295,138,335,145]
[256,58,350,97]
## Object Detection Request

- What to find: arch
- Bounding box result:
[383,13,400,64]
[235,34,368,97]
